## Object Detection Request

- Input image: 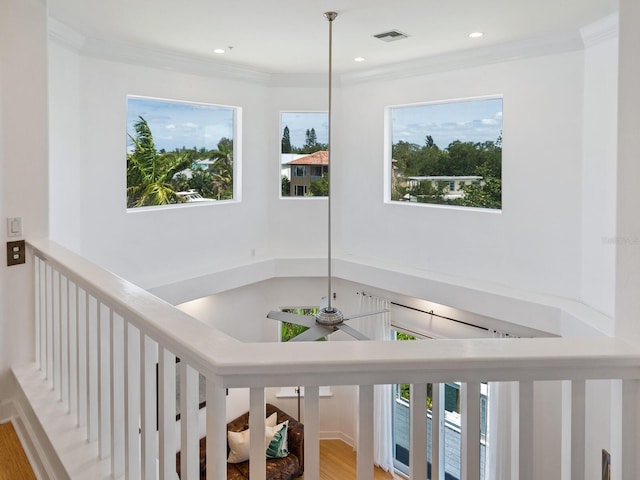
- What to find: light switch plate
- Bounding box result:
[7,217,22,237]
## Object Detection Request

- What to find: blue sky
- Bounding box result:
[280,112,328,149]
[391,97,502,149]
[127,96,234,152]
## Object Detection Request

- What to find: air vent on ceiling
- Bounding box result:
[373,30,409,42]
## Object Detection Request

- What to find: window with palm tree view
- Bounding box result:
[389,96,502,210]
[127,96,237,208]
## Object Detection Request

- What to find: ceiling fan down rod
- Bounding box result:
[325,11,337,313]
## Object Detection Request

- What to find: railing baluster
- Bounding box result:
[621,379,638,480]
[410,383,427,480]
[46,264,53,386]
[179,361,199,480]
[462,381,481,480]
[87,295,98,442]
[77,288,87,428]
[432,382,445,480]
[98,302,111,458]
[304,386,320,480]
[34,256,41,367]
[141,335,158,480]
[570,380,586,480]
[53,270,61,396]
[249,387,266,480]
[357,384,374,480]
[159,347,176,480]
[125,323,141,479]
[111,312,125,477]
[205,379,227,480]
[68,281,78,421]
[60,274,69,409]
[519,381,534,480]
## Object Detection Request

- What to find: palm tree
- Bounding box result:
[208,137,234,200]
[126,117,192,207]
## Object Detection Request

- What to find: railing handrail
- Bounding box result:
[28,238,640,390]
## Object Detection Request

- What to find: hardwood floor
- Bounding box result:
[0,422,36,480]
[300,439,403,480]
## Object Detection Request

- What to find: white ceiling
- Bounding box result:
[48,0,618,76]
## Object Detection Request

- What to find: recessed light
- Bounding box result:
[213,48,225,54]
[469,32,484,38]
[354,57,365,62]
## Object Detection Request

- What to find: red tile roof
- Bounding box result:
[286,150,328,165]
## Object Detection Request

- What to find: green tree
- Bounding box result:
[304,128,317,150]
[126,116,192,207]
[309,174,329,196]
[208,138,234,200]
[457,169,502,209]
[281,126,292,153]
[281,176,291,196]
[280,308,327,342]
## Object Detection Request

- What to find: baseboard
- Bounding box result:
[320,430,354,447]
[11,410,51,480]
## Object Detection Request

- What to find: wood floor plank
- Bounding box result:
[0,422,36,480]
[300,439,400,480]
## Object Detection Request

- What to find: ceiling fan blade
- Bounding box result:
[338,324,370,341]
[288,324,333,342]
[342,309,389,321]
[266,310,317,328]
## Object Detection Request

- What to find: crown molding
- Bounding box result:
[48,19,271,84]
[48,18,85,52]
[48,16,618,88]
[580,13,619,48]
[339,30,586,85]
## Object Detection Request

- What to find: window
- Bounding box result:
[392,330,488,479]
[280,112,328,198]
[127,96,238,209]
[311,165,327,178]
[279,307,327,342]
[388,96,502,209]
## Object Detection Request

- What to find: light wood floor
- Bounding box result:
[0,424,399,480]
[0,422,36,480]
[301,439,403,480]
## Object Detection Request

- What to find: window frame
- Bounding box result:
[126,95,242,211]
[279,110,329,200]
[384,95,503,211]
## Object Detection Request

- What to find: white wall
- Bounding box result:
[48,47,273,289]
[334,52,585,303]
[581,17,618,319]
[0,0,49,402]
[48,28,619,331]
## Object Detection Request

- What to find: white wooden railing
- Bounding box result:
[14,239,640,480]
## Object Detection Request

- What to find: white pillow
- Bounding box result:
[266,412,277,427]
[227,420,289,464]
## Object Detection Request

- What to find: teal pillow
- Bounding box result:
[266,423,289,458]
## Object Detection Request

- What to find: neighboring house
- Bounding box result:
[286,151,328,196]
[406,175,483,200]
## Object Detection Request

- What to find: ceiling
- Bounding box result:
[48,0,618,76]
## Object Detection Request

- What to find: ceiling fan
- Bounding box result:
[267,12,387,342]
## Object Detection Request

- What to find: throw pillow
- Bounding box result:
[266,422,289,458]
[226,420,290,463]
[266,412,277,427]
